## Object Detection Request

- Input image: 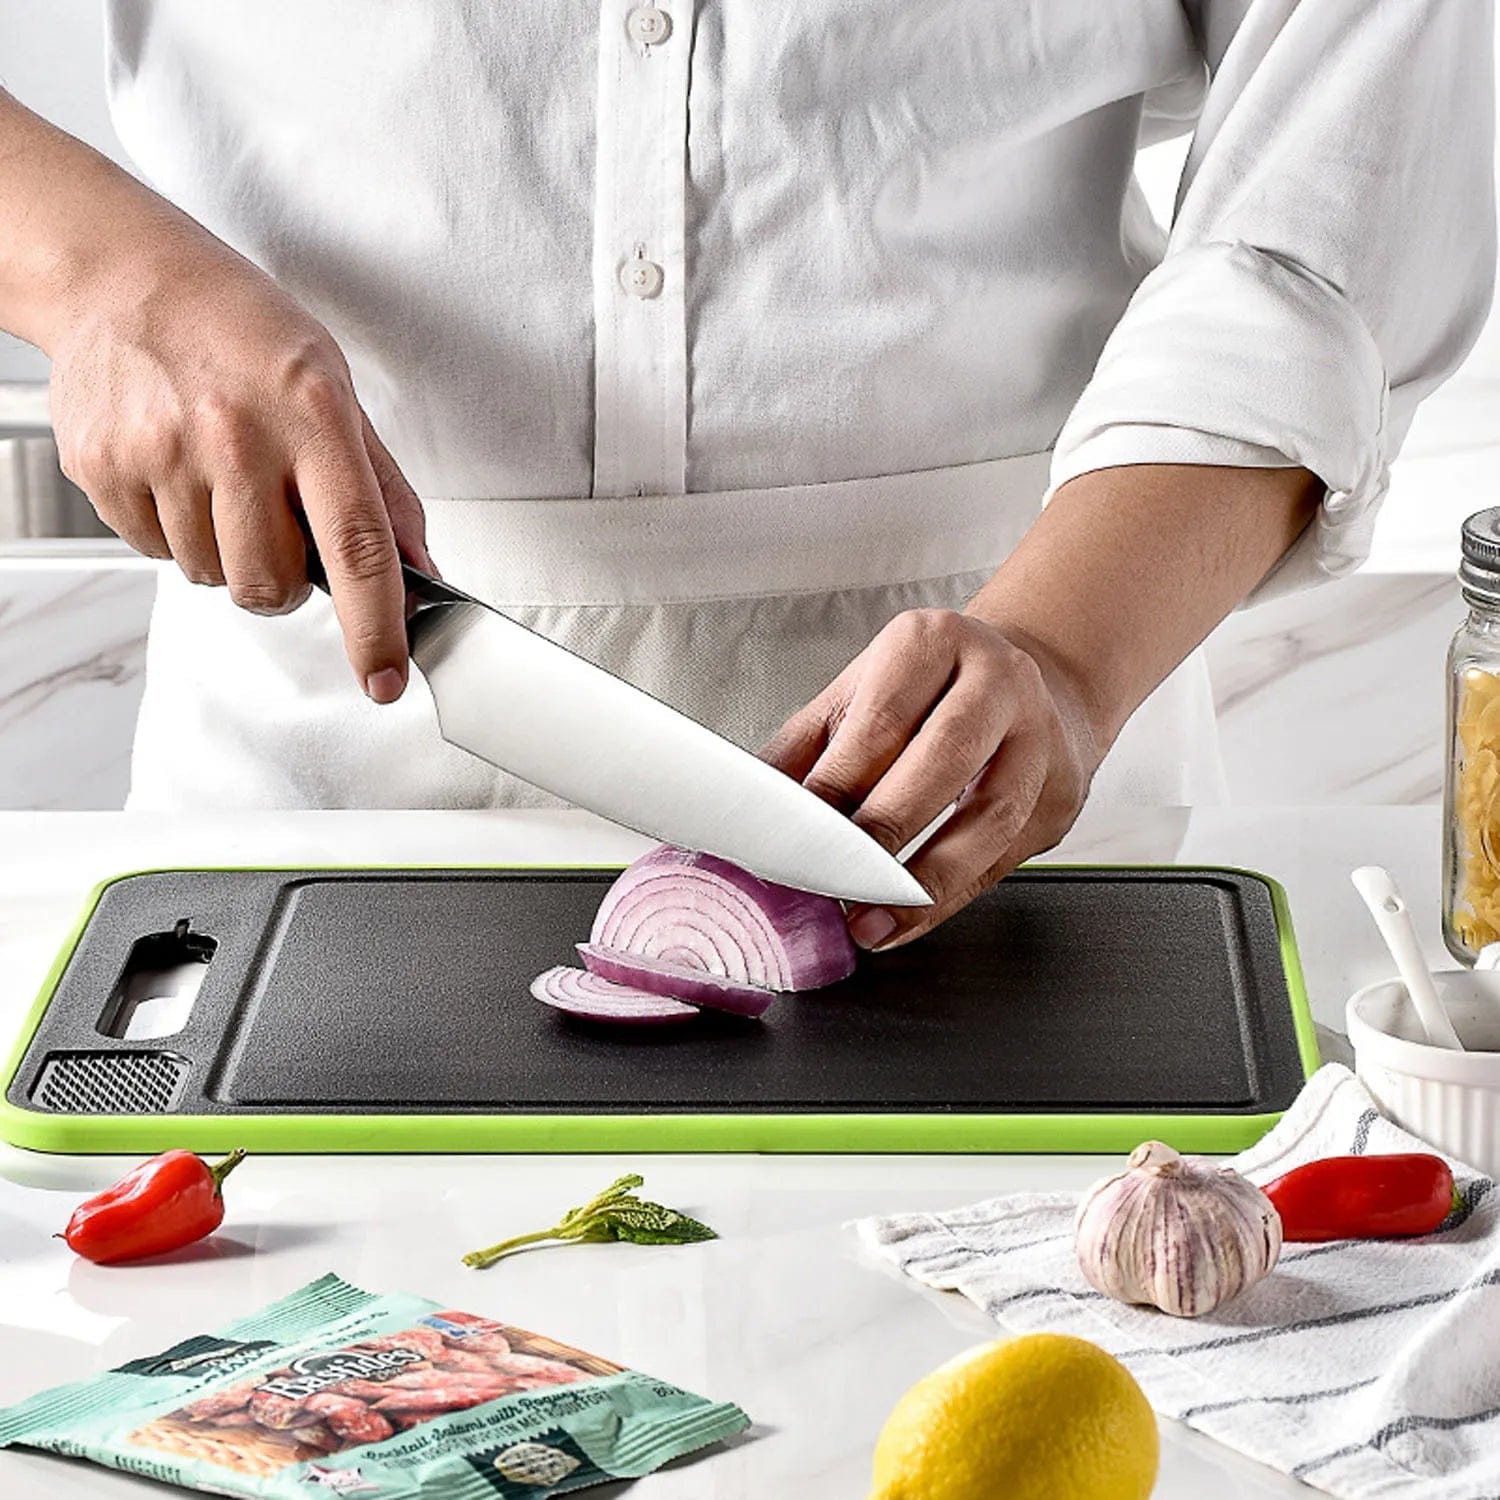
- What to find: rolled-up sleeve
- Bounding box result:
[1050,0,1496,599]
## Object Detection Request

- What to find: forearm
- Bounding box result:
[0,89,229,354]
[969,463,1322,751]
[0,88,428,695]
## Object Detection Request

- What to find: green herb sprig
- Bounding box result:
[462,1174,717,1270]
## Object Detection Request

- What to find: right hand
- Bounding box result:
[49,236,432,702]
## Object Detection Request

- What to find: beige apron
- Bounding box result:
[127,451,1225,810]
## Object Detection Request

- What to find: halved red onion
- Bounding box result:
[530,965,698,1025]
[578,943,776,1019]
[589,845,857,993]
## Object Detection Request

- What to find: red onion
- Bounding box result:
[577,944,775,1019]
[530,966,698,1025]
[589,846,856,993]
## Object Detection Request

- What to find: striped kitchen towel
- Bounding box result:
[856,1065,1500,1499]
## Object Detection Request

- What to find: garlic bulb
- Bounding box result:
[1075,1141,1282,1317]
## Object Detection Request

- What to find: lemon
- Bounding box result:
[869,1333,1158,1500]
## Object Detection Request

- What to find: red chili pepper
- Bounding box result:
[61,1148,246,1264]
[1263,1153,1459,1242]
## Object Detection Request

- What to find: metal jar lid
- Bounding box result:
[1461,509,1500,604]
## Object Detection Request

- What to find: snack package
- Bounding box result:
[0,1274,749,1496]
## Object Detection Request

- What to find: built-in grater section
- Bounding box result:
[30,1050,188,1113]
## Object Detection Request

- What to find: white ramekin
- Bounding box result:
[1346,971,1500,1176]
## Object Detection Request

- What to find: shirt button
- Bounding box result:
[626,5,672,46]
[619,257,664,299]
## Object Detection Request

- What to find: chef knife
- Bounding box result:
[308,554,931,907]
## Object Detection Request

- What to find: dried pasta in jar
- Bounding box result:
[1450,667,1500,954]
[1446,513,1500,961]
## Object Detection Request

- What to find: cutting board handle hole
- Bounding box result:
[96,921,217,1042]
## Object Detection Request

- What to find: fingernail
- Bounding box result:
[365,667,405,704]
[849,907,898,950]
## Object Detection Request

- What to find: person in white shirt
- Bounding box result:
[0,1,1492,949]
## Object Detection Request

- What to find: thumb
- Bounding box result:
[361,410,437,575]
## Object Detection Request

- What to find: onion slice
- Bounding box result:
[530,965,698,1025]
[589,845,856,993]
[578,943,776,1019]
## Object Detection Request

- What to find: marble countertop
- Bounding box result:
[0,807,1451,1498]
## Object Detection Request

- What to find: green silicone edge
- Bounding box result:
[0,863,1320,1156]
[1261,867,1322,1081]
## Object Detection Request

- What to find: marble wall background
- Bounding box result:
[0,565,152,809]
[0,560,1462,811]
[1206,572,1455,807]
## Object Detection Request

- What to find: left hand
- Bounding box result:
[763,608,1101,950]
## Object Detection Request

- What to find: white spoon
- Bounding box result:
[1351,866,1463,1050]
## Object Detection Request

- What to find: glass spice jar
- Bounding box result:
[1443,508,1500,962]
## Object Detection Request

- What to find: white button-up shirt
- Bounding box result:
[110,0,1496,811]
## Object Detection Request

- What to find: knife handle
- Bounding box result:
[300,529,474,618]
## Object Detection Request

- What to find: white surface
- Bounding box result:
[0,805,1449,1498]
[1349,973,1500,1178]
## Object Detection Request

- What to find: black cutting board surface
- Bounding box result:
[2,867,1311,1144]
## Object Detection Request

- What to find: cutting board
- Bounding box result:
[0,865,1317,1153]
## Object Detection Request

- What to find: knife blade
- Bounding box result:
[311,554,930,906]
